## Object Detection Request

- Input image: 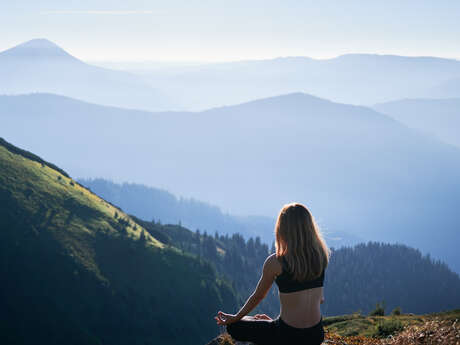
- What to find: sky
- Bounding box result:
[1,0,460,62]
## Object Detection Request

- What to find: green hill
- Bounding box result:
[0,138,237,345]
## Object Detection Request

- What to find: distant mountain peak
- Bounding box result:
[231,92,330,107]
[0,38,79,61]
[19,38,59,48]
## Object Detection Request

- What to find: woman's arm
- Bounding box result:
[215,254,279,325]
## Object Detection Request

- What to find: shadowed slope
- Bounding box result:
[0,138,236,345]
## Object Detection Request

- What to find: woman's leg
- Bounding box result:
[226,317,280,345]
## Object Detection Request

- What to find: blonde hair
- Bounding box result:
[275,202,330,281]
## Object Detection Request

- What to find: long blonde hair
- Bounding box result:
[275,202,330,281]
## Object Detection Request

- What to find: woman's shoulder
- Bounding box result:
[264,253,283,275]
[266,253,281,264]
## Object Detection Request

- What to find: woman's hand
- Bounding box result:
[254,314,272,320]
[214,311,239,325]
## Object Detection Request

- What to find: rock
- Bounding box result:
[205,333,252,345]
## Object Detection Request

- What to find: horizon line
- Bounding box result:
[1,38,459,63]
[86,52,460,65]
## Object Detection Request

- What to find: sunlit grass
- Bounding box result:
[324,309,460,337]
[0,144,163,280]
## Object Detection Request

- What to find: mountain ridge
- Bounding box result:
[139,49,460,109]
[0,40,172,111]
[374,97,460,148]
[0,38,80,61]
[4,38,460,111]
[187,52,460,66]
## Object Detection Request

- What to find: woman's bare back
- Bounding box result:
[273,257,323,328]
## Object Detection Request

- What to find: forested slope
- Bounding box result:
[0,138,236,345]
[136,218,460,317]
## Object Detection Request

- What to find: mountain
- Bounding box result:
[428,77,460,98]
[0,39,171,111]
[0,137,237,345]
[0,38,79,60]
[374,98,460,148]
[2,92,460,273]
[137,54,460,110]
[5,40,460,111]
[78,178,362,248]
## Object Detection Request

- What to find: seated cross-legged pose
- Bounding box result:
[214,202,330,345]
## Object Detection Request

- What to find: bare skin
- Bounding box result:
[215,253,324,328]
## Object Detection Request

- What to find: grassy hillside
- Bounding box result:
[208,310,460,345]
[0,138,237,345]
[323,309,460,337]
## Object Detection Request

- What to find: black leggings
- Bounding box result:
[226,317,324,345]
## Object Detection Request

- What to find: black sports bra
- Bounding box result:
[275,256,325,293]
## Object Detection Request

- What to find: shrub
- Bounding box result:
[369,301,385,316]
[391,306,402,315]
[372,318,404,338]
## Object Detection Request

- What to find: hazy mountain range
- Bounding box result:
[134,54,460,110]
[0,39,171,111]
[2,39,460,112]
[374,98,460,148]
[78,178,362,248]
[2,92,460,274]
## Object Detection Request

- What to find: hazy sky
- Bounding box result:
[1,0,460,62]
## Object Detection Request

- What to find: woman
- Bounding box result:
[214,202,330,345]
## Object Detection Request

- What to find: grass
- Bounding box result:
[0,145,162,244]
[0,144,164,280]
[324,309,460,337]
